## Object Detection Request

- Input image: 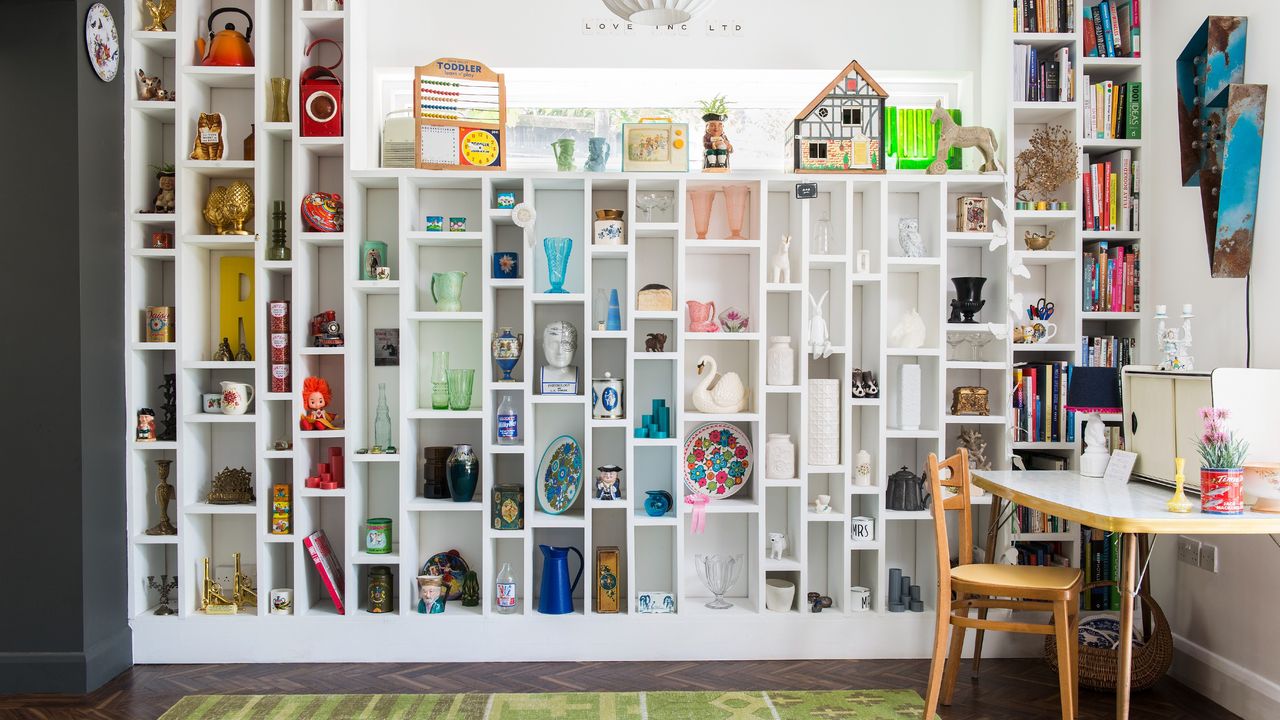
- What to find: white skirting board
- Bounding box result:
[1171,634,1280,720]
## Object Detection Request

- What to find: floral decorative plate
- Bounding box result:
[536,435,583,514]
[421,549,469,601]
[85,3,120,82]
[683,423,753,499]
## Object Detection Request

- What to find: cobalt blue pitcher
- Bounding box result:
[537,544,583,614]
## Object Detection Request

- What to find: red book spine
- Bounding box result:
[1082,173,1094,230]
[1103,161,1113,231]
[1125,252,1136,311]
[303,531,346,614]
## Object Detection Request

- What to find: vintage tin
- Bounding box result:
[367,565,394,613]
[492,484,524,530]
[365,517,393,554]
[145,306,174,343]
[268,300,291,332]
[496,192,516,209]
[425,215,444,231]
[595,546,620,614]
[591,373,624,419]
[270,363,291,393]
[148,231,174,249]
[448,217,467,232]
[269,332,290,363]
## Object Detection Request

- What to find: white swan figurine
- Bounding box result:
[691,355,748,414]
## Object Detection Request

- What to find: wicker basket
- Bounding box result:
[1044,582,1173,692]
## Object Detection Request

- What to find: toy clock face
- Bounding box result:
[305,91,338,124]
[85,3,120,82]
[461,129,500,167]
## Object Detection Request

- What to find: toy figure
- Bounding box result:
[299,376,341,431]
[702,118,733,172]
[152,169,175,214]
[213,336,234,361]
[136,408,157,442]
[417,574,446,614]
[595,464,622,501]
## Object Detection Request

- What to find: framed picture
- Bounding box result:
[621,120,690,172]
[374,328,399,366]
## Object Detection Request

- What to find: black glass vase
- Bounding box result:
[951,277,987,323]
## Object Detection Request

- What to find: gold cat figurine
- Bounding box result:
[189,112,227,161]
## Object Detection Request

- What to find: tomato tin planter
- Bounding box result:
[300,38,343,137]
[1200,468,1245,515]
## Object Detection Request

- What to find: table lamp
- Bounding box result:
[1066,366,1122,477]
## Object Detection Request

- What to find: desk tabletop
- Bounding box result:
[971,470,1280,534]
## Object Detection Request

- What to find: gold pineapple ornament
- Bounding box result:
[143,0,175,32]
[204,180,254,235]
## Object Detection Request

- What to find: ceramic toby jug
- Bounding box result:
[219,381,254,415]
[431,271,467,312]
[537,544,583,614]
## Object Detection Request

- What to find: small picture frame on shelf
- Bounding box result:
[620,119,690,172]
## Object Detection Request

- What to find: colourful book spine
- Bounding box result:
[1082,168,1094,230]
[303,530,347,615]
[1108,1,1123,57]
[1091,6,1107,58]
[1098,1,1115,57]
[1084,10,1097,56]
[1126,81,1142,139]
[1109,533,1122,609]
[1131,0,1141,56]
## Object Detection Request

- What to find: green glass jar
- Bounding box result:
[368,565,393,613]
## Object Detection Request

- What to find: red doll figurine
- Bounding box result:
[300,376,341,431]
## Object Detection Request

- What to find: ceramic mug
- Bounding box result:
[1015,321,1058,344]
[269,588,293,615]
[219,381,254,415]
[765,578,795,612]
[850,586,871,612]
[814,494,831,513]
[850,516,875,543]
[202,393,223,413]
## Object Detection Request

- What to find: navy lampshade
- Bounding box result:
[1065,366,1121,413]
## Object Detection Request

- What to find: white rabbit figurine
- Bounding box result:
[808,291,833,359]
[770,235,792,283]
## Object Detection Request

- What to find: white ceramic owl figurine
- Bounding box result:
[898,218,925,257]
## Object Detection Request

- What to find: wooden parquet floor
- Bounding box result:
[0,659,1238,720]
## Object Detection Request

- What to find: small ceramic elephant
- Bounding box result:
[645,332,667,352]
[768,531,788,561]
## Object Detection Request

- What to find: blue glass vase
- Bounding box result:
[543,236,572,294]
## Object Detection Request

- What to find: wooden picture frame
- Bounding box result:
[414,58,506,171]
[620,119,690,172]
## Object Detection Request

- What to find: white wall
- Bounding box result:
[1143,4,1280,718]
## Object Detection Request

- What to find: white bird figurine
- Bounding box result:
[691,355,748,414]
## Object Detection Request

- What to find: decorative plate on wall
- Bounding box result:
[421,549,469,601]
[536,435,583,514]
[683,422,752,499]
[85,3,120,82]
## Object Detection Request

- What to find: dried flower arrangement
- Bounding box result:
[1014,125,1079,203]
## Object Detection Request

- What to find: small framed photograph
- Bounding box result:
[374,328,399,366]
[621,121,690,172]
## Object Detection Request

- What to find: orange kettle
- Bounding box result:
[197,8,254,67]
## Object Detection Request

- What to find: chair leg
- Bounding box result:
[1068,596,1080,716]
[923,609,951,719]
[970,608,988,679]
[941,604,968,705]
[1052,600,1076,720]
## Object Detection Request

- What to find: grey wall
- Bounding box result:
[0,0,130,694]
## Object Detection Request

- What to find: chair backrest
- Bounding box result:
[927,450,973,588]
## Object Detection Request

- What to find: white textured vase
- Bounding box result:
[854,449,872,486]
[766,336,794,386]
[898,364,922,431]
[765,433,796,480]
[807,379,840,466]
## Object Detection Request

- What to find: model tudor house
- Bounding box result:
[790,60,889,173]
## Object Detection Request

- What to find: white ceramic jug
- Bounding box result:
[219,381,254,415]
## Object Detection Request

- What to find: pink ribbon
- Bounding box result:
[684,494,709,534]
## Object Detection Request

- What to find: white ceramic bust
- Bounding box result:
[542,321,578,369]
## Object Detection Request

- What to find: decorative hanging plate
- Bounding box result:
[683,422,752,499]
[535,434,584,514]
[85,3,120,82]
[420,549,469,601]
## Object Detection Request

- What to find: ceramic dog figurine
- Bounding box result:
[768,532,788,561]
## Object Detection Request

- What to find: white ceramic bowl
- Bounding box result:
[1243,462,1280,512]
[765,578,795,612]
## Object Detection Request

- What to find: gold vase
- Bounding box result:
[270,78,291,123]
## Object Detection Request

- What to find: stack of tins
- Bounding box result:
[269,300,291,392]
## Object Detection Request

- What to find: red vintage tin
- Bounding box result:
[1201,468,1245,515]
[270,363,291,393]
[270,333,290,363]
[268,301,291,332]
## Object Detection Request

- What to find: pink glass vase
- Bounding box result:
[689,189,715,240]
[722,184,749,240]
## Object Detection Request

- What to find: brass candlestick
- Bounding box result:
[145,459,177,535]
[233,552,257,608]
[200,557,237,614]
[142,0,175,32]
[146,574,178,615]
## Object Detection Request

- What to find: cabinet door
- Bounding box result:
[1126,374,1176,484]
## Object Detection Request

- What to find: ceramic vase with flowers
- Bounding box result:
[1194,407,1249,515]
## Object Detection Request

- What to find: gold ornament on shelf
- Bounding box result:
[232,552,257,608]
[203,180,254,235]
[207,466,255,505]
[142,0,176,32]
[144,459,177,535]
[200,557,237,614]
[950,386,991,416]
[1014,125,1080,204]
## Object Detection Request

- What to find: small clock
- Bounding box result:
[85,3,119,82]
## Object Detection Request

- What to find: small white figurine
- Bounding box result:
[691,354,748,414]
[770,235,792,283]
[898,218,925,257]
[1155,304,1195,371]
[807,291,833,359]
[889,308,926,349]
[813,494,831,514]
[768,532,788,561]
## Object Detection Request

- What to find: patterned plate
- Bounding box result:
[85,3,120,82]
[536,435,584,514]
[421,549,469,601]
[683,423,752,499]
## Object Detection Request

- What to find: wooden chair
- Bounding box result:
[922,450,1083,720]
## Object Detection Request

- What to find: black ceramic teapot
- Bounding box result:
[886,466,931,512]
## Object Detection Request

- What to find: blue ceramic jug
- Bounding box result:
[537,544,583,614]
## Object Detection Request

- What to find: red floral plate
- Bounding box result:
[683,423,752,499]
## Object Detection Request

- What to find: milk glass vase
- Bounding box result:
[430,351,450,409]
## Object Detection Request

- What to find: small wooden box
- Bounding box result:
[956,196,990,233]
[595,546,620,614]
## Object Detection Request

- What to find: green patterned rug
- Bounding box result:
[160,691,938,719]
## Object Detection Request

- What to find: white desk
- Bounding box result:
[972,471,1280,720]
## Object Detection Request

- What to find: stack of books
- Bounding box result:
[1016,506,1070,533]
[1083,0,1141,58]
[1083,528,1124,610]
[1013,0,1076,34]
[1082,241,1139,311]
[1012,362,1076,444]
[1083,78,1142,139]
[1083,151,1139,231]
[1081,335,1136,367]
[1015,541,1072,567]
[1014,44,1073,102]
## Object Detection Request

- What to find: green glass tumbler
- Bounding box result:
[447,368,475,411]
[430,351,450,410]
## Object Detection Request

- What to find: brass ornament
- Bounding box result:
[144,459,177,535]
[232,552,257,608]
[203,180,254,235]
[201,557,238,614]
[207,466,255,504]
[950,386,990,416]
[142,0,175,32]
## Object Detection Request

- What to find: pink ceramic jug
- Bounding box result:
[686,300,719,332]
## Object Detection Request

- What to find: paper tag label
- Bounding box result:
[200,129,220,143]
[496,582,516,607]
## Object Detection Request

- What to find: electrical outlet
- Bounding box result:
[1177,535,1202,567]
[1199,542,1219,572]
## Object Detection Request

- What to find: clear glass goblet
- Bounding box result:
[694,553,743,610]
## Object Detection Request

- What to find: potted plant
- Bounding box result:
[698,94,732,172]
[1193,407,1250,515]
[1013,125,1079,210]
